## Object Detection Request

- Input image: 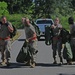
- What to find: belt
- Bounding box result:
[29,37,37,42]
[53,37,61,40]
[0,37,10,40]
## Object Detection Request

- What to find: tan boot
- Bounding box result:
[4,59,10,66]
[53,58,57,64]
[60,57,63,65]
[30,62,35,68]
[1,61,7,66]
[30,60,36,68]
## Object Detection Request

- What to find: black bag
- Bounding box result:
[60,28,70,44]
[10,25,17,38]
[45,25,52,45]
[16,41,31,63]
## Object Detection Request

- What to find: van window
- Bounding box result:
[36,20,52,24]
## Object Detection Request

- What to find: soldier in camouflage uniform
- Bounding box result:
[51,18,63,64]
[68,16,75,62]
[22,18,38,68]
[0,16,13,66]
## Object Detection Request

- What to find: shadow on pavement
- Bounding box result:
[0,62,62,69]
[38,38,45,41]
[1,62,75,69]
[36,63,62,67]
[0,63,30,69]
[18,38,45,41]
[59,73,75,75]
[18,39,25,41]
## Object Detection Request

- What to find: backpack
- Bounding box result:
[60,28,70,44]
[0,21,17,38]
[9,25,17,38]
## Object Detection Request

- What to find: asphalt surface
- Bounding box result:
[0,29,75,75]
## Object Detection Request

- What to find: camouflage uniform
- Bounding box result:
[52,24,63,64]
[0,21,13,65]
[24,23,38,66]
[70,24,75,61]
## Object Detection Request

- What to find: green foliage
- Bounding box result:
[5,14,32,29]
[7,14,24,29]
[0,1,9,15]
[0,13,75,30]
[52,15,73,30]
[0,0,75,30]
[60,16,69,30]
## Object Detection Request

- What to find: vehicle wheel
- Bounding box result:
[37,36,40,41]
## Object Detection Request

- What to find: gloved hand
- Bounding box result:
[25,39,29,43]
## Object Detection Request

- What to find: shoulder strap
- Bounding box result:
[0,22,2,25]
[5,21,9,26]
[73,24,75,31]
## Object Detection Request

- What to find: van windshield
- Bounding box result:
[36,20,52,24]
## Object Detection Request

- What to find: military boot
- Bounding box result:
[30,61,35,68]
[25,59,31,66]
[67,60,73,65]
[1,59,9,66]
[29,59,36,68]
[53,57,57,64]
[59,57,63,65]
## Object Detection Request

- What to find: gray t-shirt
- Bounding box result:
[0,22,13,38]
[25,24,36,39]
[52,24,62,37]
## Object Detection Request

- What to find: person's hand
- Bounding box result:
[51,25,54,28]
[25,39,29,43]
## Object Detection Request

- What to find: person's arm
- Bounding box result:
[51,25,55,29]
[8,22,14,32]
[27,26,37,42]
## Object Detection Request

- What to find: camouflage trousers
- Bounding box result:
[0,40,11,62]
[52,38,62,58]
[28,40,38,62]
[70,38,75,51]
[70,38,75,60]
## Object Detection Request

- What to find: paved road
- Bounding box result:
[0,29,75,75]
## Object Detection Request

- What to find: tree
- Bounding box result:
[0,0,33,14]
[0,1,9,16]
[34,0,55,18]
[53,0,73,16]
[71,0,75,10]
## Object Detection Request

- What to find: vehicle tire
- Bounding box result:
[37,36,40,41]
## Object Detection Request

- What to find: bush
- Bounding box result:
[6,14,31,29]
[1,13,75,30]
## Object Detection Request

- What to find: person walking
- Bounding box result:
[0,16,13,66]
[68,16,75,61]
[51,17,63,64]
[22,17,38,68]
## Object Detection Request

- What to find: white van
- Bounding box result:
[35,18,54,39]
